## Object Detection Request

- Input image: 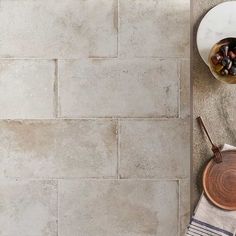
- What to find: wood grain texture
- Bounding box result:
[203,150,236,210]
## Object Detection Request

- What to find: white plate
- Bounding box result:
[197,1,236,65]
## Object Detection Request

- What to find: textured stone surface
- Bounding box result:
[180,179,190,235]
[0,180,57,236]
[180,59,190,118]
[59,180,178,236]
[193,0,236,207]
[58,59,179,118]
[119,119,190,179]
[0,0,191,234]
[119,0,190,58]
[0,120,117,178]
[0,0,117,58]
[0,60,55,119]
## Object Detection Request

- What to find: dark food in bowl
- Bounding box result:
[211,43,236,76]
[221,68,229,76]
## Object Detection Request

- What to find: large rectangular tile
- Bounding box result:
[0,180,57,236]
[0,120,117,178]
[0,60,55,119]
[0,0,117,58]
[58,59,179,118]
[59,180,178,236]
[119,0,190,57]
[120,119,190,179]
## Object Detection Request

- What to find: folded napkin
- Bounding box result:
[186,144,236,236]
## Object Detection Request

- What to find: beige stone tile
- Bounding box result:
[180,59,190,118]
[119,0,190,58]
[120,119,190,179]
[87,0,118,58]
[179,179,190,236]
[0,0,117,58]
[0,60,55,119]
[0,179,57,236]
[59,180,178,236]
[0,120,117,178]
[58,59,179,118]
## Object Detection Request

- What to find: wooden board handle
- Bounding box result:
[197,116,222,163]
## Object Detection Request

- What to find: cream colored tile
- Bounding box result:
[58,59,179,118]
[87,0,118,57]
[120,119,190,179]
[0,0,117,58]
[0,180,57,236]
[59,180,178,236]
[0,60,55,119]
[179,179,190,236]
[0,120,117,178]
[119,0,190,57]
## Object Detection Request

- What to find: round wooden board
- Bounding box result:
[203,150,236,210]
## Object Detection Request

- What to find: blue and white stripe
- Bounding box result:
[186,146,236,236]
[186,218,234,236]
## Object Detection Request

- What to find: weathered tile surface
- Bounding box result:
[59,180,178,236]
[0,0,117,58]
[180,59,190,118]
[119,0,190,58]
[0,120,117,178]
[0,180,57,236]
[120,119,190,179]
[58,59,179,118]
[0,0,191,234]
[179,179,190,236]
[0,60,55,119]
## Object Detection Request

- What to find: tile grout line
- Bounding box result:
[117,0,119,58]
[57,179,59,236]
[0,56,190,60]
[117,118,121,179]
[53,59,59,118]
[57,116,180,119]
[57,60,61,118]
[178,59,181,119]
[0,176,185,181]
[178,179,181,236]
[0,117,184,121]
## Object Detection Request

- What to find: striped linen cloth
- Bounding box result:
[185,144,236,236]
